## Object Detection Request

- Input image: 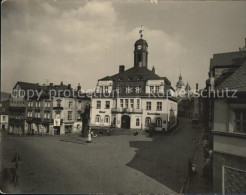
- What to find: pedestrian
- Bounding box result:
[87,128,92,143]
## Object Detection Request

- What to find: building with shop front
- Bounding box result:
[90,33,178,131]
[206,38,246,193]
[9,81,90,135]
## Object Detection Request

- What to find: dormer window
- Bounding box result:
[105,86,109,93]
[126,86,131,93]
[100,86,103,93]
[136,86,141,93]
[155,86,160,93]
[116,85,121,93]
[150,86,154,93]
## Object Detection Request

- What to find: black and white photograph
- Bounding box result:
[0,0,246,193]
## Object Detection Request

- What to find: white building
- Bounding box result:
[90,35,178,132]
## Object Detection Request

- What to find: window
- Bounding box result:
[2,116,6,121]
[146,102,151,110]
[150,86,154,93]
[44,112,50,119]
[155,86,160,93]
[120,99,123,108]
[68,111,72,120]
[105,86,108,93]
[137,53,141,62]
[145,117,151,127]
[95,115,100,123]
[28,112,32,117]
[116,86,121,93]
[135,86,141,93]
[96,101,101,109]
[35,112,40,118]
[137,99,140,109]
[156,117,162,127]
[100,86,103,93]
[234,110,246,133]
[157,102,162,111]
[105,101,110,109]
[45,101,51,108]
[69,101,73,108]
[77,113,81,120]
[130,99,134,108]
[136,118,140,126]
[126,86,131,93]
[37,102,40,107]
[125,99,129,108]
[57,100,61,107]
[105,115,110,124]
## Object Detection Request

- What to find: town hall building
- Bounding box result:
[90,32,178,132]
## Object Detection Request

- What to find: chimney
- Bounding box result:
[119,65,125,73]
[196,83,199,91]
[152,66,155,74]
[68,84,71,89]
[77,83,81,91]
[50,83,53,86]
[61,81,63,85]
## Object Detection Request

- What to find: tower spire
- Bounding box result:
[139,25,144,39]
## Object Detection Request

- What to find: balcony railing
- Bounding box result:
[111,108,143,114]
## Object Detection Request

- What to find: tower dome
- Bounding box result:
[134,39,148,47]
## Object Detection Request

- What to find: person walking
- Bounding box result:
[87,128,92,143]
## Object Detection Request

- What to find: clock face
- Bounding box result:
[137,45,142,50]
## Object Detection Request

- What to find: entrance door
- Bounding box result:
[121,115,130,129]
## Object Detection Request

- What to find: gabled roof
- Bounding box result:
[216,59,246,92]
[14,81,41,90]
[99,67,163,82]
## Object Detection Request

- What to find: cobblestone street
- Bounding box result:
[0,117,210,193]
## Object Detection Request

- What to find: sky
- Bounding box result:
[2,0,246,93]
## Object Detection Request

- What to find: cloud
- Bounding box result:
[2,1,188,92]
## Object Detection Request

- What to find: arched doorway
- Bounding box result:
[121,115,130,129]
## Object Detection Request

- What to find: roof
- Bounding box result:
[216,59,246,92]
[134,39,148,47]
[99,67,163,82]
[211,51,246,68]
[14,81,41,90]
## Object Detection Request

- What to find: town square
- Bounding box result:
[1,0,246,194]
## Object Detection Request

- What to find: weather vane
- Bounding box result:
[139,25,144,39]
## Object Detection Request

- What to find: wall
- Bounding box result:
[90,98,114,127]
[213,99,229,132]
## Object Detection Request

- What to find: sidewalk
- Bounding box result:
[183,126,212,193]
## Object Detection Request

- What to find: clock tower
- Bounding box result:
[134,32,148,69]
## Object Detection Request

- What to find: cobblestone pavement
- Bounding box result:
[0,117,209,193]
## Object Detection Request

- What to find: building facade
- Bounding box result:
[9,81,90,135]
[206,39,246,193]
[90,35,178,131]
[0,101,9,130]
